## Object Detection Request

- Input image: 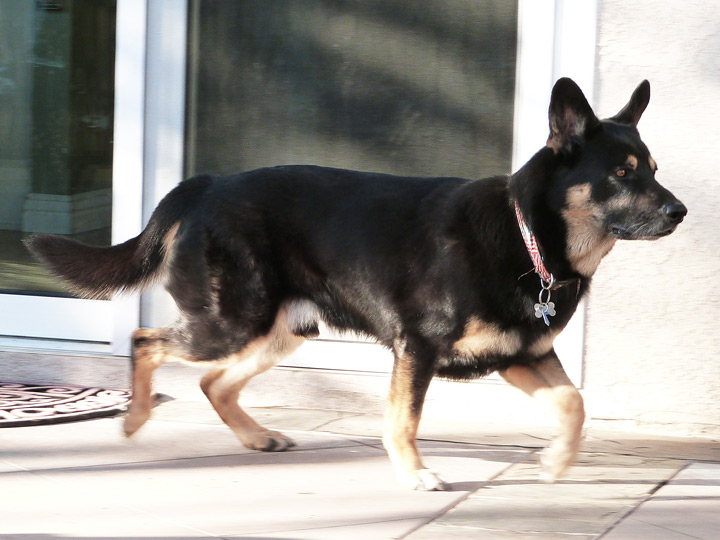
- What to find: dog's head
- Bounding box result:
[546,78,687,244]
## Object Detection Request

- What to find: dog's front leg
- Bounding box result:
[500,351,585,482]
[383,348,447,491]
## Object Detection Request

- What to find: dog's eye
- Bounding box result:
[615,168,627,178]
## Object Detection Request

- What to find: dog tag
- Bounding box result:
[534,301,556,326]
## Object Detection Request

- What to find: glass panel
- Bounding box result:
[186,0,517,179]
[0,0,116,295]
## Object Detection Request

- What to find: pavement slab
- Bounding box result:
[0,417,529,539]
[602,462,720,540]
[1,403,718,539]
[0,418,370,472]
[228,518,430,539]
[406,451,683,539]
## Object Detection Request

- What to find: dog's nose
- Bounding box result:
[662,201,688,223]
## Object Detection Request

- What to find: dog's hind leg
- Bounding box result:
[200,304,306,452]
[383,344,447,491]
[500,351,585,482]
[124,327,175,437]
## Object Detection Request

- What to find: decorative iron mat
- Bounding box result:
[0,381,131,427]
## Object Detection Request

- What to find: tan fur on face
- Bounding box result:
[626,154,638,170]
[561,184,616,277]
[648,155,657,171]
[452,317,522,357]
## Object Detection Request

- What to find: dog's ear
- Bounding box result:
[547,77,599,152]
[610,80,650,127]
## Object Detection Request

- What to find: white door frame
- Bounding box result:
[513,0,599,386]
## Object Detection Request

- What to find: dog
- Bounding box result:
[27,78,686,490]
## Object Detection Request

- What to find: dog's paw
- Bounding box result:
[399,468,449,491]
[123,409,150,438]
[539,443,576,482]
[417,469,450,491]
[244,430,296,452]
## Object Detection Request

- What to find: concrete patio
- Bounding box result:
[1,397,718,539]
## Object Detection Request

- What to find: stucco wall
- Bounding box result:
[582,0,720,435]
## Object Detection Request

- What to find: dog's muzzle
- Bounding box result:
[608,199,687,240]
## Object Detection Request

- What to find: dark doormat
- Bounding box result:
[0,382,131,427]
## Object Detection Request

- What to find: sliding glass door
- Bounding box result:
[0,0,141,354]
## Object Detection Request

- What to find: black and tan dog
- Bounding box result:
[28,78,686,490]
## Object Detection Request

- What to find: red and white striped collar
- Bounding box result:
[513,200,554,286]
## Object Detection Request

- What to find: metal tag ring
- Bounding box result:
[538,287,552,304]
[540,274,556,290]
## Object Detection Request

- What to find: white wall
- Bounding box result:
[582,0,720,435]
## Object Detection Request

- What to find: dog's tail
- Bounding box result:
[25,175,212,300]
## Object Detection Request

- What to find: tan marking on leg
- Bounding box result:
[452,317,522,357]
[201,363,294,451]
[383,353,446,491]
[124,327,176,437]
[500,352,585,481]
[200,305,305,451]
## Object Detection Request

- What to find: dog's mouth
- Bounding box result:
[607,201,686,240]
[608,222,680,240]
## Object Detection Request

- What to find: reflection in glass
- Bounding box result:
[0,0,116,295]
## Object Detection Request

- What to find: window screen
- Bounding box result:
[185,1,518,179]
